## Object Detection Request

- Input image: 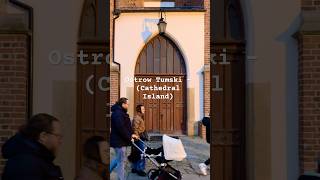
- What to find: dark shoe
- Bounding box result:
[136,170,147,176]
[131,169,137,173]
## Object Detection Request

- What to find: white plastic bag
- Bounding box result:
[162,134,187,161]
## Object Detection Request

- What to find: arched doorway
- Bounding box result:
[76,0,109,174]
[134,35,187,135]
[211,0,246,179]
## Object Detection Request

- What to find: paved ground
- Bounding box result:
[110,135,210,180]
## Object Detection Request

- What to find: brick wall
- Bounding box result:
[299,0,320,173]
[110,69,119,105]
[175,0,203,7]
[0,34,29,172]
[116,0,143,8]
[201,0,210,139]
[302,0,320,10]
[115,0,203,8]
[298,34,320,173]
[110,0,120,106]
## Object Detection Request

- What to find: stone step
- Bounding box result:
[148,133,186,141]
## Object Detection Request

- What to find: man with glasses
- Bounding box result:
[110,97,138,180]
[2,113,64,180]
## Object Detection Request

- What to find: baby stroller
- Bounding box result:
[131,135,187,180]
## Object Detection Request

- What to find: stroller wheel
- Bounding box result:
[147,169,159,180]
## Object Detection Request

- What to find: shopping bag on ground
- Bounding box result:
[162,134,187,161]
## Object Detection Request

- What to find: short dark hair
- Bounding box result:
[116,97,128,106]
[136,104,144,113]
[20,113,59,140]
[83,136,106,162]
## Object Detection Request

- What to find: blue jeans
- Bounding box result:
[131,140,146,171]
[110,147,126,180]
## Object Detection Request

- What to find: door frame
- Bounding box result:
[133,34,188,135]
[76,0,109,174]
[134,74,187,134]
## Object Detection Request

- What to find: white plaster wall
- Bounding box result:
[241,0,300,179]
[114,12,205,124]
[144,2,175,7]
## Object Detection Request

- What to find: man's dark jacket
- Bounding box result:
[202,117,211,143]
[299,175,320,180]
[110,104,133,148]
[1,133,63,180]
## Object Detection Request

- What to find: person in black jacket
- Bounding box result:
[110,97,138,180]
[199,115,210,176]
[299,175,320,180]
[2,113,64,180]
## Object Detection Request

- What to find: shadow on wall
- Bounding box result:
[141,18,158,43]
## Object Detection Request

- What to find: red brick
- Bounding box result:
[299,33,320,173]
[0,34,28,174]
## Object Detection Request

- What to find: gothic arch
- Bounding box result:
[211,0,246,179]
[76,0,109,174]
[134,34,187,134]
[135,34,187,75]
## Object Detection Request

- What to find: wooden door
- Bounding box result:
[77,0,109,174]
[211,42,246,180]
[134,35,187,134]
[158,76,185,134]
[211,0,246,179]
[159,79,174,134]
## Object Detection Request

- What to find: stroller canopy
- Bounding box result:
[162,135,187,161]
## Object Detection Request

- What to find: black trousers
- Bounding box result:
[204,158,210,166]
[298,175,320,180]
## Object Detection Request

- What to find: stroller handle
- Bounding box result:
[131,139,161,168]
[131,138,148,153]
[132,137,151,148]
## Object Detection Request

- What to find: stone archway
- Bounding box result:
[134,34,187,135]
